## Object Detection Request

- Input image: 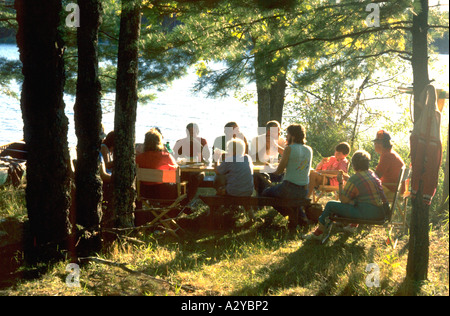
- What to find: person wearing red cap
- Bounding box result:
[373,130,405,198]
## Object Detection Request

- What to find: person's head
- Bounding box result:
[144,128,164,152]
[186,123,199,138]
[224,121,239,138]
[103,131,115,150]
[286,124,306,145]
[226,138,246,157]
[351,150,371,172]
[335,142,351,160]
[372,130,392,154]
[266,120,281,139]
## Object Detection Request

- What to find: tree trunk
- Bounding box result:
[113,0,141,228]
[15,0,72,259]
[441,126,449,210]
[254,52,287,127]
[406,0,430,283]
[73,0,103,254]
[269,71,287,125]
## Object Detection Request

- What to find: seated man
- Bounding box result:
[212,121,249,162]
[214,138,254,197]
[172,122,210,163]
[250,120,286,183]
[255,124,313,229]
[307,142,351,198]
[250,120,286,164]
[305,150,387,240]
[172,123,210,201]
[373,130,405,199]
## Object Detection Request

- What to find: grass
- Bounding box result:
[0,185,27,219]
[0,186,448,296]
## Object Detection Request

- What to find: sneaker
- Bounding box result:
[304,228,324,241]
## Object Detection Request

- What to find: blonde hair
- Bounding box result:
[144,128,164,152]
[226,138,246,157]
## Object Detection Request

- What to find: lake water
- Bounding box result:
[0,43,448,152]
[0,43,259,150]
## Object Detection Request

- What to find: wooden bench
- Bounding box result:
[198,195,312,229]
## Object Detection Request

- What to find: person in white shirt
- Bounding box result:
[250,120,286,164]
[212,121,249,162]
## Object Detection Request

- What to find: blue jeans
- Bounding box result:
[262,180,308,199]
[318,201,385,227]
[262,180,308,227]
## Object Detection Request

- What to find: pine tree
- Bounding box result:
[15,0,72,260]
[113,0,142,228]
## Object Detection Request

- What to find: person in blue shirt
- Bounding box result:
[255,124,313,228]
[214,138,254,197]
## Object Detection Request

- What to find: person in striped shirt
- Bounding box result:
[306,150,387,240]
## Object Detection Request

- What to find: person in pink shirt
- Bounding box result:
[307,142,351,198]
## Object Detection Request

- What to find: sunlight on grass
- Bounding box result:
[1,186,448,296]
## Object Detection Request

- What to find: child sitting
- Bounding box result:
[307,142,351,198]
[214,138,254,197]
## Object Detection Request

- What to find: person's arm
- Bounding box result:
[101,144,114,169]
[100,158,111,183]
[172,140,182,159]
[273,145,291,175]
[200,138,210,162]
[277,137,286,156]
[337,171,353,204]
[375,154,387,178]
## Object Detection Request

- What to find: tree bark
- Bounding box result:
[254,51,287,127]
[406,0,430,283]
[15,0,72,259]
[113,0,141,228]
[73,0,103,254]
[441,126,449,210]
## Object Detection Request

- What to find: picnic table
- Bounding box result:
[178,162,278,173]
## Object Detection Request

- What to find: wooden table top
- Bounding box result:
[179,162,278,173]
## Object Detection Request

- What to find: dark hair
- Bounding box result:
[186,123,199,137]
[286,124,306,144]
[103,131,115,149]
[224,121,238,128]
[335,142,351,156]
[351,150,371,171]
[381,139,393,150]
[266,120,281,131]
[144,128,164,152]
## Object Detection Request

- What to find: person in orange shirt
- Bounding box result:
[373,130,405,198]
[307,142,351,199]
[135,128,179,199]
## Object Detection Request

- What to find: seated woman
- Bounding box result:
[305,150,388,240]
[255,124,312,229]
[135,128,179,200]
[214,138,254,197]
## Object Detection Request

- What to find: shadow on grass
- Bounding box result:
[230,234,367,296]
[136,208,304,278]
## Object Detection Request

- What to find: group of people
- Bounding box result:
[100,120,405,235]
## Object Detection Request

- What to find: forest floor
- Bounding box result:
[0,186,448,296]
